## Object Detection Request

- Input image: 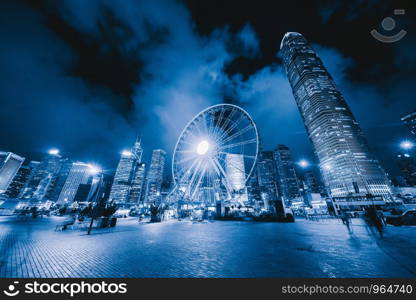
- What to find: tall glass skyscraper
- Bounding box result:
[21,151,71,201]
[225,153,248,203]
[401,110,416,137]
[274,145,301,203]
[109,138,143,206]
[0,151,25,193]
[280,32,392,199]
[257,151,280,209]
[57,162,94,204]
[144,149,166,205]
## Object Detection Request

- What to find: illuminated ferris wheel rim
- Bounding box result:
[171,103,259,188]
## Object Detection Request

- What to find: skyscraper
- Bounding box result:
[5,161,38,198]
[128,162,146,204]
[109,138,143,206]
[57,162,94,204]
[0,151,25,193]
[144,149,166,205]
[257,151,280,209]
[401,111,416,137]
[280,32,392,200]
[225,153,248,203]
[21,151,71,201]
[274,145,301,203]
[396,153,416,186]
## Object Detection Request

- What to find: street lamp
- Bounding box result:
[298,159,310,168]
[48,148,60,155]
[400,140,414,151]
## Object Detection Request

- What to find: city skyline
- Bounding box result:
[0,0,414,179]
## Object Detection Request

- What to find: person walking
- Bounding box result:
[340,211,352,234]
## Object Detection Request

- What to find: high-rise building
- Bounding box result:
[225,153,248,203]
[57,162,94,204]
[144,149,166,205]
[257,151,280,209]
[128,162,146,204]
[302,169,323,194]
[0,151,25,193]
[396,153,416,186]
[109,138,143,206]
[274,145,301,203]
[5,161,38,198]
[280,32,392,200]
[401,111,416,137]
[21,151,71,201]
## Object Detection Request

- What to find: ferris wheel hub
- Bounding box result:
[196,140,210,155]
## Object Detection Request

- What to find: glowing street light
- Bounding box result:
[196,140,209,155]
[87,164,102,175]
[400,140,414,150]
[122,150,132,157]
[48,148,60,155]
[298,159,310,168]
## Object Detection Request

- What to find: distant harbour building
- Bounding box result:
[396,153,416,187]
[5,161,38,198]
[280,32,392,201]
[0,151,25,193]
[128,162,146,204]
[401,111,416,137]
[21,150,71,202]
[257,151,280,209]
[144,149,166,205]
[225,153,248,203]
[57,162,94,204]
[274,145,301,204]
[109,138,143,206]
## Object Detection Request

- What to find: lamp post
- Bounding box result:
[87,165,103,235]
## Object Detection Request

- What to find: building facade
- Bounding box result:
[257,151,280,209]
[5,161,38,198]
[280,32,392,200]
[274,145,301,203]
[401,111,416,137]
[20,152,71,201]
[109,138,143,206]
[144,149,166,205]
[0,151,25,193]
[57,162,94,204]
[225,153,248,203]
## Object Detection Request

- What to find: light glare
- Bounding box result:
[48,148,59,155]
[400,140,414,150]
[122,150,132,157]
[196,140,209,155]
[298,159,309,168]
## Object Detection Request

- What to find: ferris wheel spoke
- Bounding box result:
[217,151,256,160]
[217,114,246,143]
[217,155,251,179]
[220,124,254,144]
[175,153,198,165]
[186,159,203,197]
[218,138,257,151]
[213,109,237,141]
[208,159,231,199]
[176,157,200,185]
[211,106,226,136]
[190,162,207,199]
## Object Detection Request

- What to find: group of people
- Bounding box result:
[339,206,386,237]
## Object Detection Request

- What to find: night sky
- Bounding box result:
[0,0,414,177]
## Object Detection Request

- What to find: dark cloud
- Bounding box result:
[0,0,415,179]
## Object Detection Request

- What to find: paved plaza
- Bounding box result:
[0,216,415,278]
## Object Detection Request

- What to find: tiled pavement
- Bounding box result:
[0,216,415,278]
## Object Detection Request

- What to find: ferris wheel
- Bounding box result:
[172,104,259,205]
